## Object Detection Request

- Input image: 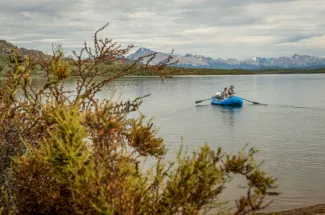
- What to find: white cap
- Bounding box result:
[215,92,221,96]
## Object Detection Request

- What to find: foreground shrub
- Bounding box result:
[0,23,278,215]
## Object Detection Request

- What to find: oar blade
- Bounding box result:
[251,100,267,105]
[195,100,205,104]
[241,97,267,106]
[195,98,211,104]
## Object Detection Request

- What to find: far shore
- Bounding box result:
[2,60,325,77]
[2,73,325,81]
[123,73,325,78]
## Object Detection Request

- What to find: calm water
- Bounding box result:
[103,74,325,212]
[2,74,325,212]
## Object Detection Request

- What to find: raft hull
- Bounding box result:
[211,96,243,107]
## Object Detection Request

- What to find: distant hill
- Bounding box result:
[0,40,131,66]
[0,40,50,64]
[127,48,325,70]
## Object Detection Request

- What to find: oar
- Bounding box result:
[195,97,212,104]
[240,97,267,106]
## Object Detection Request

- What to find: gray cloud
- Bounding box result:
[276,33,324,44]
[0,0,324,59]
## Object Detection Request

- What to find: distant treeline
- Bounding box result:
[126,66,325,76]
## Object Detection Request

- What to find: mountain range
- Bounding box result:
[2,39,325,70]
[127,48,325,70]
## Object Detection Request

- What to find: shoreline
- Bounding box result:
[3,73,325,80]
[123,73,325,78]
[2,73,325,81]
[258,204,325,215]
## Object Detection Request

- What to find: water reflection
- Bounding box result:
[218,105,243,112]
[215,105,243,129]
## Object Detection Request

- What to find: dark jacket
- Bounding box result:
[228,88,235,96]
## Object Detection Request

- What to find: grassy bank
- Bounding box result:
[145,67,325,75]
[77,64,325,76]
[78,64,325,76]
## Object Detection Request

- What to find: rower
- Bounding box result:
[222,87,228,99]
[228,85,235,97]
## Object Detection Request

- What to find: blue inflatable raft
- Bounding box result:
[211,96,243,107]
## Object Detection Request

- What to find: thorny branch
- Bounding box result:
[0,22,278,215]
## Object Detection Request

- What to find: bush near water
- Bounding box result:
[0,23,278,215]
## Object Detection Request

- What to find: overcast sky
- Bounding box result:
[0,0,324,60]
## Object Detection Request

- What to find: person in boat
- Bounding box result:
[222,87,228,99]
[214,92,222,100]
[228,85,235,97]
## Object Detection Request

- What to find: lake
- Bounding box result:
[2,74,325,212]
[103,74,325,212]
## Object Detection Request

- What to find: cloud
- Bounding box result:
[276,35,325,48]
[0,0,325,59]
[276,33,324,44]
[21,12,31,17]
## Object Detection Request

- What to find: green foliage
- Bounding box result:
[0,23,279,214]
[128,115,166,157]
[156,144,226,214]
[0,61,3,72]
